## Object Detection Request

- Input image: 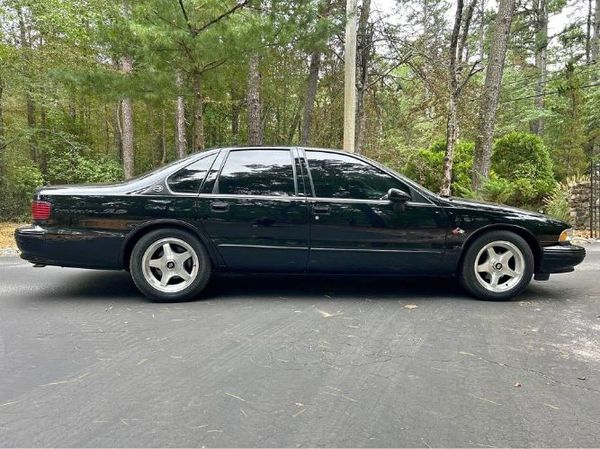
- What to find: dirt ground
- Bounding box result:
[0,222,22,249]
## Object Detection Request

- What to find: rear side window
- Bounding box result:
[306,151,409,200]
[216,150,295,196]
[168,153,217,193]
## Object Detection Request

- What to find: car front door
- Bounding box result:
[197,148,310,272]
[303,150,447,274]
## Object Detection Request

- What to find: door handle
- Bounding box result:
[313,205,330,215]
[210,201,230,213]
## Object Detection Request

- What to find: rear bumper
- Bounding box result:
[15,225,124,269]
[538,244,586,274]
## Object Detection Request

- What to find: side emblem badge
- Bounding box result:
[152,185,164,193]
[451,227,465,235]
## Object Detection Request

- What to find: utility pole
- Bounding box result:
[343,0,357,153]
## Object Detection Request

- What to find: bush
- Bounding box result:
[489,132,554,206]
[46,150,123,185]
[0,160,45,220]
[403,140,474,196]
[542,175,589,222]
[543,183,570,222]
[482,175,539,209]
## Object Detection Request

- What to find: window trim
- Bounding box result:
[165,151,220,196]
[302,148,418,203]
[210,148,299,198]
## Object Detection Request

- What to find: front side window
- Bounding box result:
[216,150,296,196]
[306,151,410,200]
[168,153,218,193]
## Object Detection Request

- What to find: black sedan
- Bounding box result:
[16,147,586,301]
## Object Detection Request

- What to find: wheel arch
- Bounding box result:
[120,219,222,269]
[457,224,542,273]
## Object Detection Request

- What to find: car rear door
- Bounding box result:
[302,149,447,274]
[197,148,310,272]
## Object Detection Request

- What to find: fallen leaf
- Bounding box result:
[404,304,418,310]
[514,382,522,387]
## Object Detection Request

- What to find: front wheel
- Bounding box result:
[130,228,211,301]
[460,230,534,300]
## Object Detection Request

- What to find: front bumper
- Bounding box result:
[538,244,586,274]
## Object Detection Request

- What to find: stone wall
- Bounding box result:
[568,181,591,230]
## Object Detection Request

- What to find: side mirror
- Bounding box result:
[387,188,411,203]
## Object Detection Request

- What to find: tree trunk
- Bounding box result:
[591,0,600,159]
[175,71,187,159]
[247,55,262,145]
[472,0,515,192]
[478,0,486,62]
[440,0,464,197]
[0,76,5,178]
[192,71,205,152]
[0,76,4,144]
[161,110,167,164]
[355,0,372,154]
[441,95,459,196]
[120,55,134,180]
[587,0,593,63]
[300,51,321,146]
[231,85,241,144]
[530,0,547,136]
[593,0,600,63]
[115,103,123,162]
[18,7,37,162]
[458,0,478,63]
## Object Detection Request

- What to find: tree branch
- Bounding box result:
[195,0,251,35]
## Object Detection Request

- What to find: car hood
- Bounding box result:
[443,196,568,226]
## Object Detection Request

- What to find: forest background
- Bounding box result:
[0,0,598,222]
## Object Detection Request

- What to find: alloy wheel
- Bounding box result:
[141,237,199,293]
[474,240,525,293]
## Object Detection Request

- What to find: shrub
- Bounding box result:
[543,183,570,222]
[542,174,589,222]
[490,132,554,206]
[403,140,474,196]
[482,175,539,210]
[0,160,45,220]
[46,149,123,185]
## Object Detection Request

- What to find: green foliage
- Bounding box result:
[0,160,45,220]
[46,150,123,185]
[543,182,570,222]
[489,132,554,206]
[403,140,474,196]
[481,176,539,210]
[0,0,597,221]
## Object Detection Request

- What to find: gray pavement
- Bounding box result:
[0,245,599,447]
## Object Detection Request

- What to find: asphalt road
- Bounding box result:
[1,245,599,448]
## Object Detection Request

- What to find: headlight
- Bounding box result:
[559,228,573,243]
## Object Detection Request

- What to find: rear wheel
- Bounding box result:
[130,228,211,301]
[460,230,534,300]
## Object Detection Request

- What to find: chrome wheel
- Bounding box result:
[474,240,525,293]
[141,238,199,293]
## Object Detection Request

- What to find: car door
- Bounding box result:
[303,149,448,274]
[197,148,310,272]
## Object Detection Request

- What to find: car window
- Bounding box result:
[168,153,218,193]
[216,149,296,197]
[306,151,410,200]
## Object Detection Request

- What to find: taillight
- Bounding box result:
[31,200,52,221]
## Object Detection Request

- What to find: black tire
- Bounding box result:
[129,228,211,302]
[459,230,534,301]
